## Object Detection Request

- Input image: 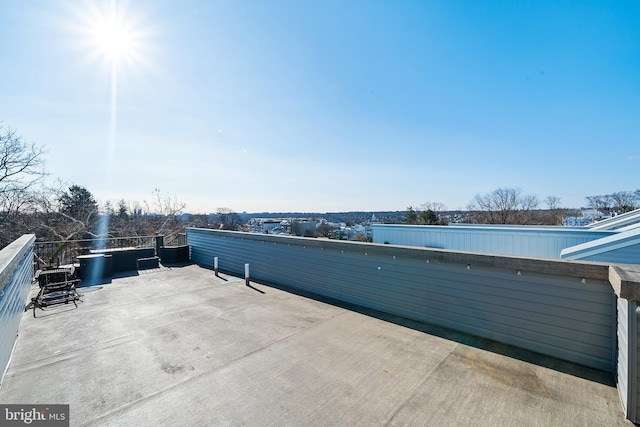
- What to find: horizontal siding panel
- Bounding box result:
[0,236,35,384]
[427,296,612,353]
[428,311,612,371]
[428,305,611,359]
[418,260,611,296]
[427,277,613,317]
[366,257,611,304]
[426,289,612,338]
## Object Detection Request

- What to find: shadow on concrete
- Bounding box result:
[76,286,103,293]
[197,265,233,282]
[245,283,266,294]
[159,261,194,269]
[27,300,84,318]
[77,277,112,288]
[251,277,616,387]
[112,271,140,279]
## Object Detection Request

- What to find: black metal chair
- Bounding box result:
[28,267,82,317]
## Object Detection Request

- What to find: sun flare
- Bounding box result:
[94,18,132,61]
[67,0,153,74]
[92,15,135,63]
[72,0,149,70]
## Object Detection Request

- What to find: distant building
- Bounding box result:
[291,220,317,237]
[563,209,606,226]
[248,218,288,234]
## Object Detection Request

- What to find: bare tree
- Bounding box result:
[610,191,638,213]
[0,125,46,205]
[0,125,47,248]
[543,195,567,225]
[215,207,243,231]
[150,188,185,216]
[544,196,561,210]
[137,189,187,237]
[27,183,102,265]
[151,188,186,234]
[467,187,539,224]
[420,201,448,213]
[585,195,613,213]
[37,183,100,242]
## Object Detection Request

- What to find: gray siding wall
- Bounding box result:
[0,235,35,384]
[371,224,614,259]
[188,228,616,372]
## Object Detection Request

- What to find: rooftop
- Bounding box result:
[0,263,630,426]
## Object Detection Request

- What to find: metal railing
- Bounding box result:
[164,233,186,247]
[34,236,159,269]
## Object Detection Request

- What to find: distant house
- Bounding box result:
[563,209,606,226]
[262,220,282,233]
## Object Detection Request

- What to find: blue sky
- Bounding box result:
[1,1,639,213]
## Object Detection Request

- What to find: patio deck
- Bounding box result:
[0,264,631,426]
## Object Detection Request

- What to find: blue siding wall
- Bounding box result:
[372,224,614,259]
[578,246,640,265]
[188,228,616,372]
[0,235,35,384]
[561,227,640,264]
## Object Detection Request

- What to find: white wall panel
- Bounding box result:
[372,224,614,259]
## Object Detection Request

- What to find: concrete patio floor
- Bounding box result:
[0,263,632,426]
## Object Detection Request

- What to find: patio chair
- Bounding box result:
[27,267,82,317]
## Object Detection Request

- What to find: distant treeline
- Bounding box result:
[240,211,468,225]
